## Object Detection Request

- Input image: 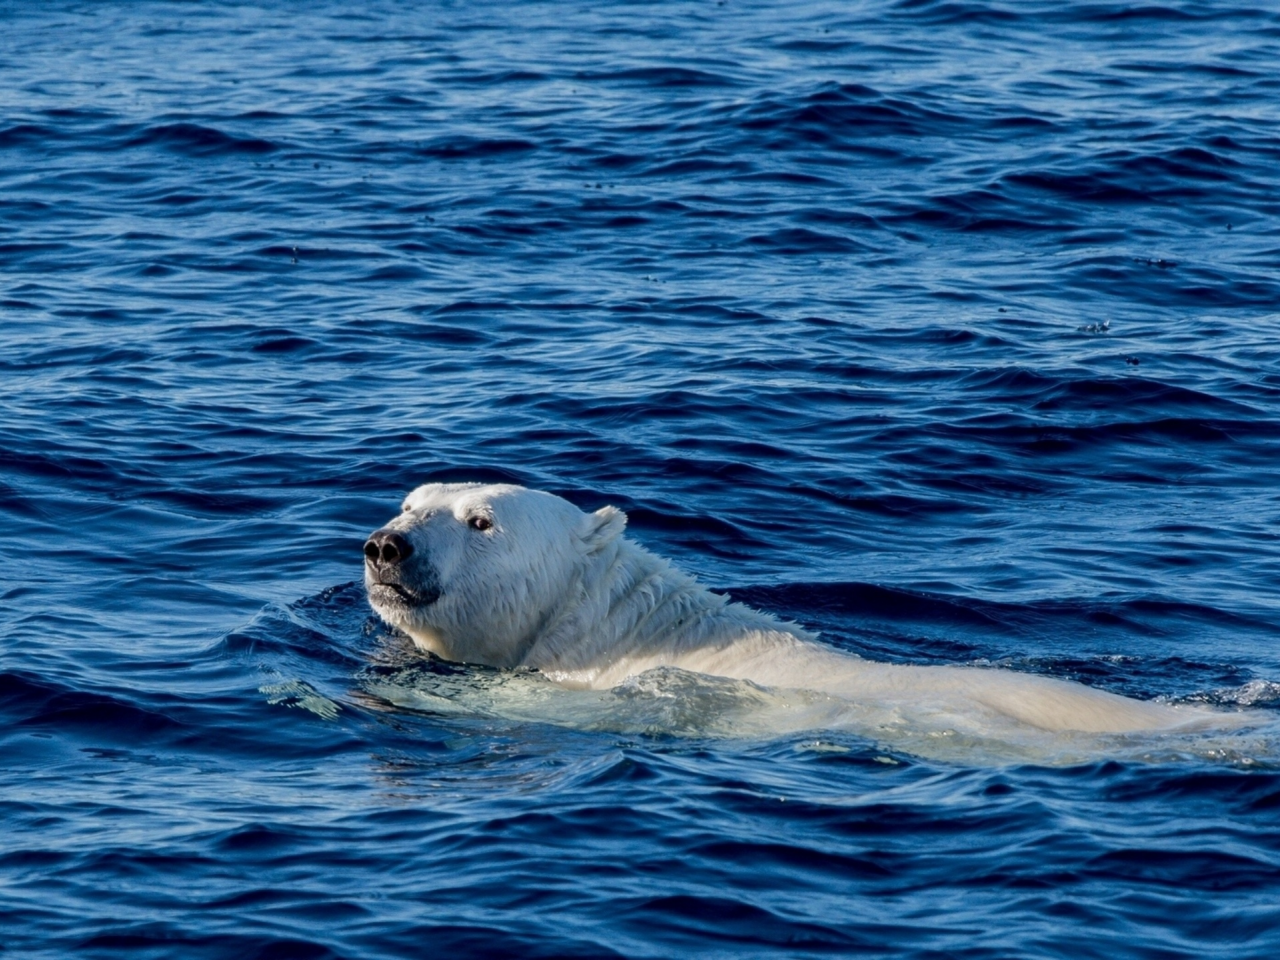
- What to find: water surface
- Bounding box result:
[3,1,1280,957]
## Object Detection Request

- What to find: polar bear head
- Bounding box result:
[363,483,626,667]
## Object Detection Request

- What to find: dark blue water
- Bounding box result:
[4,1,1280,956]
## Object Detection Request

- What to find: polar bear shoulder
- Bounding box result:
[523,530,816,687]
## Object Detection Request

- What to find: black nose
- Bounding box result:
[364,529,413,565]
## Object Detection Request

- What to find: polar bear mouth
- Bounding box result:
[368,581,441,608]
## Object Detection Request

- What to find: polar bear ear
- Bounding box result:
[577,505,627,553]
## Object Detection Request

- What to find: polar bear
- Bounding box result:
[363,482,1225,734]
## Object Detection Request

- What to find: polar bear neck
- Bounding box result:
[518,535,812,683]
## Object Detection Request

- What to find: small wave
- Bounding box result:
[416,137,537,160]
[124,122,279,156]
[891,0,1022,26]
[0,123,62,148]
[745,227,868,255]
[737,81,962,143]
[735,580,1277,642]
[959,369,1259,417]
[574,66,734,88]
[1,670,190,743]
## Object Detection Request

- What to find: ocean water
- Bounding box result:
[4,0,1280,956]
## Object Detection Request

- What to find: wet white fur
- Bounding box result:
[367,483,1221,734]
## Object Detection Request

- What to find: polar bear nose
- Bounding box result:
[364,529,414,565]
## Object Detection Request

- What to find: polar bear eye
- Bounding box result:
[468,515,493,532]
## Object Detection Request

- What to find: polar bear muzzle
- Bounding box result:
[363,527,442,610]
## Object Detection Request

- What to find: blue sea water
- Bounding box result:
[4,0,1280,956]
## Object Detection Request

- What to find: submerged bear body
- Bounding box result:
[363,482,1224,735]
